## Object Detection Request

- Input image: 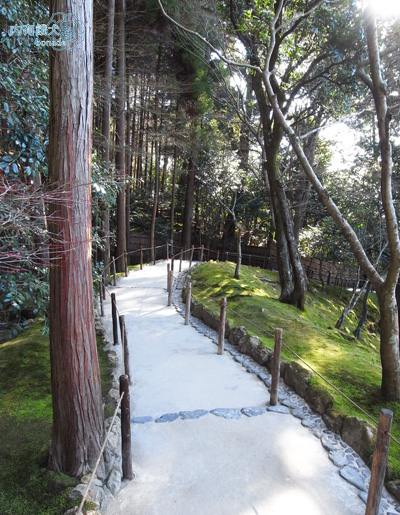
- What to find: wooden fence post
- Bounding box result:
[153,245,156,265]
[365,409,393,515]
[179,250,183,272]
[171,257,174,271]
[119,375,133,480]
[124,252,128,277]
[218,297,227,355]
[166,242,169,261]
[140,246,143,270]
[189,245,194,268]
[270,328,283,405]
[99,290,105,317]
[226,251,228,262]
[112,258,117,286]
[111,293,119,346]
[119,315,131,382]
[185,280,191,325]
[200,245,204,262]
[167,263,171,291]
[102,274,106,300]
[217,250,220,261]
[168,269,173,307]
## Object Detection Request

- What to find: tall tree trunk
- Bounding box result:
[182,155,196,251]
[170,143,178,254]
[115,0,126,272]
[101,0,115,282]
[293,124,319,244]
[234,222,242,279]
[125,79,131,255]
[150,45,162,263]
[354,282,373,339]
[47,0,103,476]
[253,72,306,308]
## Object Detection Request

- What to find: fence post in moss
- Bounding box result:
[366,409,393,515]
[111,293,119,346]
[179,250,183,272]
[218,297,227,355]
[140,246,143,270]
[270,328,283,405]
[185,280,191,325]
[120,375,133,480]
[226,251,228,262]
[112,258,117,286]
[189,245,194,268]
[200,245,204,262]
[217,250,220,261]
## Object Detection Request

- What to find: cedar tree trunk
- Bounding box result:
[47,0,104,476]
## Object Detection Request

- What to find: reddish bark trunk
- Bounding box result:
[47,1,104,476]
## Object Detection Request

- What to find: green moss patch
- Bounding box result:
[0,321,110,514]
[191,261,400,480]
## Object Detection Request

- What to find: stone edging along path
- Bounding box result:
[172,266,400,515]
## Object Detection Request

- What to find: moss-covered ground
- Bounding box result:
[0,321,112,514]
[191,260,400,481]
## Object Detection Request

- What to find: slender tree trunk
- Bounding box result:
[182,155,196,251]
[115,0,126,272]
[125,79,131,255]
[253,72,306,308]
[150,45,162,263]
[101,0,115,282]
[234,223,242,279]
[47,0,103,476]
[293,125,319,244]
[170,143,178,254]
[354,282,373,339]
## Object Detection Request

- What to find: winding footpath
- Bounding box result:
[101,260,399,515]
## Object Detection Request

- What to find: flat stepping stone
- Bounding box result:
[234,355,247,364]
[241,407,267,417]
[131,416,153,424]
[281,397,298,409]
[210,408,242,420]
[321,435,342,452]
[340,465,368,492]
[267,405,290,414]
[329,450,348,468]
[179,410,209,420]
[155,413,180,423]
[245,363,260,374]
[359,491,368,504]
[292,407,307,420]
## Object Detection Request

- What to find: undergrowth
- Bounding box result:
[0,321,111,514]
[191,260,400,481]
